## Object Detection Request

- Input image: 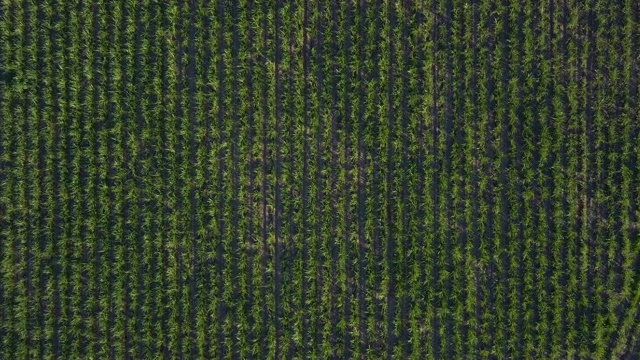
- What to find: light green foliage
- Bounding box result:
[0,0,638,358]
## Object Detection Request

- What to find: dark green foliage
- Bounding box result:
[0,0,639,358]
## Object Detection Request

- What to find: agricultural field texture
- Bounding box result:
[1,0,640,358]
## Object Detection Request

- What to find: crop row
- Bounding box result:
[0,0,638,358]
